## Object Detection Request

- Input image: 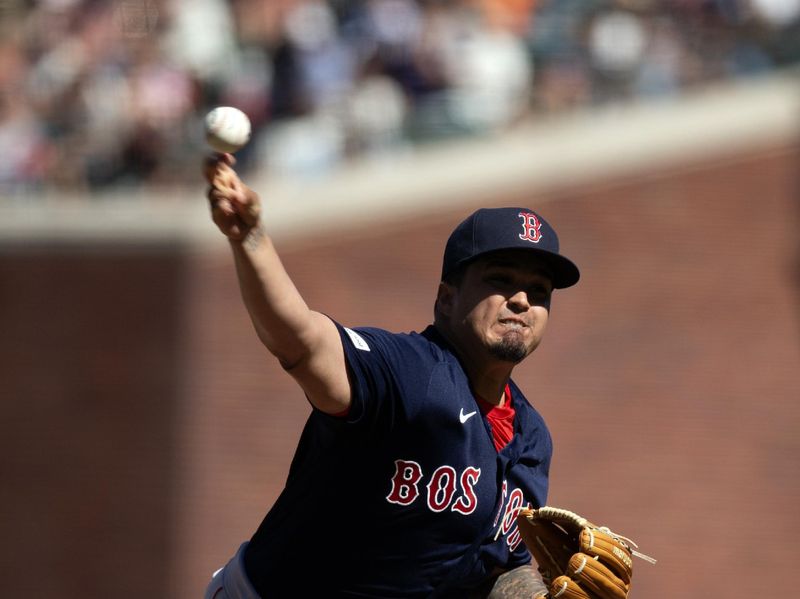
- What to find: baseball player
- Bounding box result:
[202,153,580,598]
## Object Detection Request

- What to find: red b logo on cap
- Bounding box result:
[518,212,542,243]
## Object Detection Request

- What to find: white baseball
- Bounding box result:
[204,106,251,153]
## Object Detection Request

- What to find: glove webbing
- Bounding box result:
[534,507,657,565]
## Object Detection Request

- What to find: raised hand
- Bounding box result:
[204,153,261,242]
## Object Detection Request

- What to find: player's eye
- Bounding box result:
[528,284,552,304]
[487,273,513,286]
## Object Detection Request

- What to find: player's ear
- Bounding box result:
[436,281,456,317]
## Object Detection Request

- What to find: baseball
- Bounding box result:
[204,106,251,153]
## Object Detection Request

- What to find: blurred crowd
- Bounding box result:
[1,0,798,195]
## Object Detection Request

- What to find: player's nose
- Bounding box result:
[507,289,531,312]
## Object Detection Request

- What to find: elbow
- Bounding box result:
[252,325,310,371]
[277,350,308,372]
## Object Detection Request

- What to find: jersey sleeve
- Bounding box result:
[330,321,400,428]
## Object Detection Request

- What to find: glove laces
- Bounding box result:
[597,525,658,564]
[528,506,658,564]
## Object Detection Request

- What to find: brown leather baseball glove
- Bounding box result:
[516,506,655,599]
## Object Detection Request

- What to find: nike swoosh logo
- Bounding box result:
[459,408,478,424]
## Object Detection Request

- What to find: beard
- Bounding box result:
[487,333,529,363]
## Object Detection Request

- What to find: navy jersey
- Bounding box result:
[244,323,553,598]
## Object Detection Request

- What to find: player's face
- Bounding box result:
[442,251,553,366]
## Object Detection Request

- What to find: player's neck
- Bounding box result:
[468,369,512,406]
[433,322,513,405]
[458,352,513,406]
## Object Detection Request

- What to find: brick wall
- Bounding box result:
[0,246,185,597]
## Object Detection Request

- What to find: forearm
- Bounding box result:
[229,225,351,412]
[486,565,548,599]
[205,154,350,413]
[204,153,310,359]
[229,224,320,368]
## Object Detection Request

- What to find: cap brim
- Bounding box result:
[542,252,580,289]
[450,248,580,289]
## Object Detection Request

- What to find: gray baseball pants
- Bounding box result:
[204,542,261,599]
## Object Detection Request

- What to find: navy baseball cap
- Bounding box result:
[441,207,580,288]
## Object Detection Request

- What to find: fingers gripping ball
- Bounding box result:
[516,506,656,599]
[205,106,251,153]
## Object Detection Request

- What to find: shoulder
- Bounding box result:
[338,323,452,364]
[508,381,547,423]
[330,323,461,423]
[508,380,553,450]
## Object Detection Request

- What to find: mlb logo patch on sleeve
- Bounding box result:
[345,327,371,351]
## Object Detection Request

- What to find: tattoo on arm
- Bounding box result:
[243,224,265,251]
[486,565,548,599]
